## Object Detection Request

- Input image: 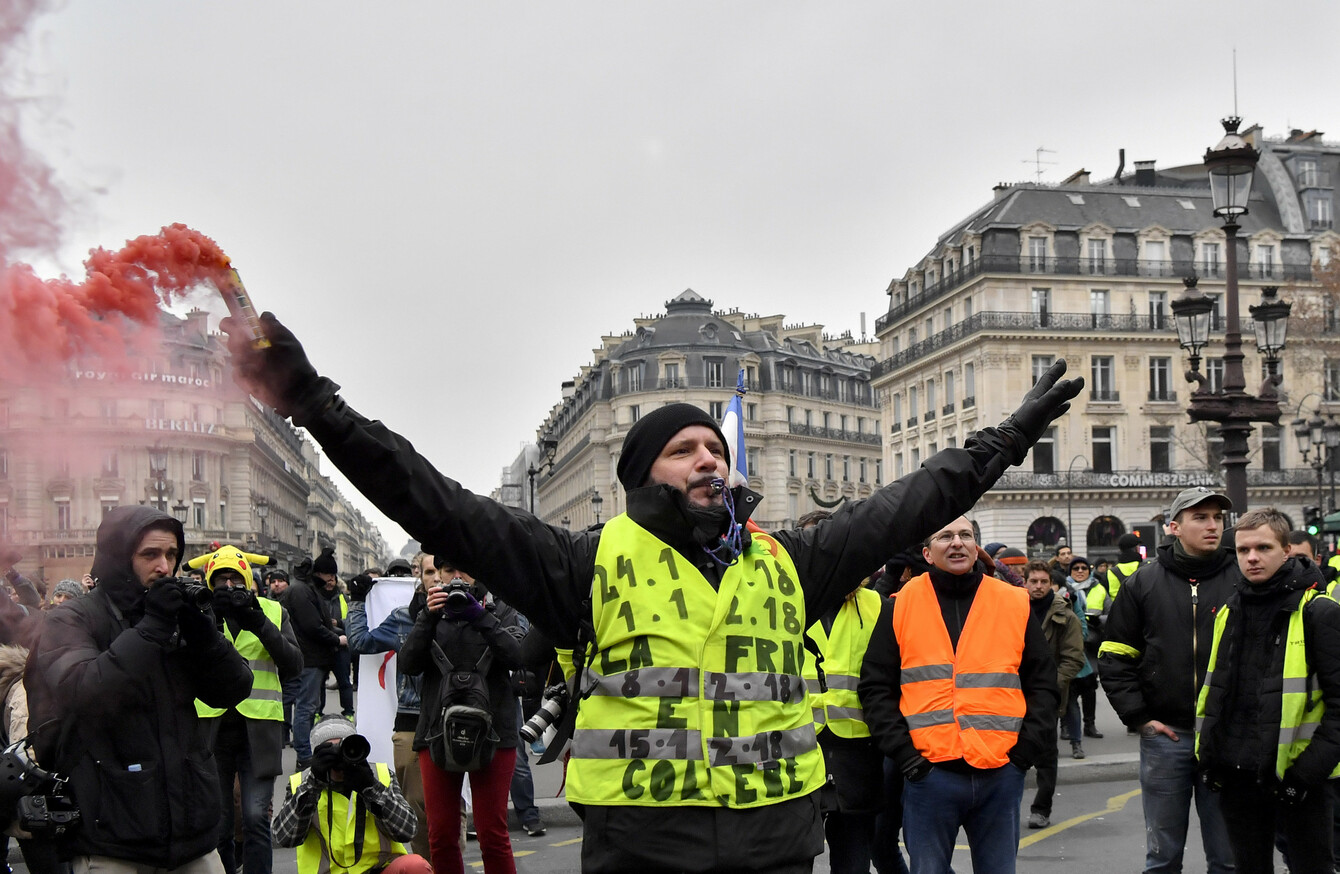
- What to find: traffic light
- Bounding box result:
[1305,506,1322,537]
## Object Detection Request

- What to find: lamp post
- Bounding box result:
[173,501,189,524]
[1066,455,1089,550]
[1296,412,1340,513]
[526,433,560,514]
[148,443,168,511]
[591,490,603,525]
[294,518,307,556]
[255,497,269,548]
[1171,117,1292,519]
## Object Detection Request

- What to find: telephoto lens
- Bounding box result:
[444,581,472,610]
[519,683,570,744]
[340,733,371,765]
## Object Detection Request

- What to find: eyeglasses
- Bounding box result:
[931,530,976,545]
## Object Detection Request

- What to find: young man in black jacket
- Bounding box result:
[25,506,253,874]
[1196,507,1340,874]
[221,313,1081,874]
[286,551,345,769]
[1098,486,1237,874]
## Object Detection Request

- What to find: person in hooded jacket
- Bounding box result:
[285,550,345,769]
[24,506,253,874]
[1196,507,1340,874]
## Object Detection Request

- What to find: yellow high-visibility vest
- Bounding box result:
[196,597,284,721]
[806,588,882,738]
[288,763,406,874]
[566,514,823,809]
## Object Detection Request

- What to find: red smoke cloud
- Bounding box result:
[0,224,234,382]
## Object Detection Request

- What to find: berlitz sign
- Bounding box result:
[1094,472,1221,488]
[74,371,213,388]
[145,419,217,434]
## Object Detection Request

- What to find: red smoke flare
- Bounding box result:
[0,223,233,382]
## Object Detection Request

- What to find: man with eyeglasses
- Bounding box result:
[860,517,1060,874]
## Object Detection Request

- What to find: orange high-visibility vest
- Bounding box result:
[893,573,1029,768]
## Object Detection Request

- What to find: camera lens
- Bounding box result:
[340,734,370,764]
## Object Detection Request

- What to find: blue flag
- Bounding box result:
[721,370,749,487]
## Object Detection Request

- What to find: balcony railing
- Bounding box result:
[923,411,936,422]
[905,418,918,429]
[962,396,975,409]
[786,422,881,445]
[871,309,1260,379]
[875,254,1314,333]
[942,403,955,415]
[1090,390,1120,402]
[1147,390,1178,402]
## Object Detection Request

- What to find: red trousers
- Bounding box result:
[418,746,518,874]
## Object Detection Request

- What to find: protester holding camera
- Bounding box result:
[223,312,1080,874]
[191,545,304,874]
[273,716,428,874]
[25,505,253,874]
[397,561,528,874]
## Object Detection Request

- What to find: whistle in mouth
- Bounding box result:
[710,478,726,494]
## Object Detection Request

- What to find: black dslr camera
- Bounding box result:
[0,741,79,837]
[443,581,473,611]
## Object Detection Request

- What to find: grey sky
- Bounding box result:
[15,1,1340,549]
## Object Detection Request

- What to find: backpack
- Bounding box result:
[427,641,499,773]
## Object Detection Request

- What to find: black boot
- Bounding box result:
[1059,723,1070,740]
[1084,723,1104,739]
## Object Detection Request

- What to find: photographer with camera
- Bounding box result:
[25,506,252,874]
[273,716,428,874]
[191,545,304,874]
[397,561,529,874]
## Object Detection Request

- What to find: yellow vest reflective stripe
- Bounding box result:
[1196,589,1340,780]
[196,597,284,721]
[805,588,882,739]
[289,763,405,874]
[566,514,823,809]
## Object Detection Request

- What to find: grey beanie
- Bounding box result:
[52,580,84,601]
[310,716,355,750]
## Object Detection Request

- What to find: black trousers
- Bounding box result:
[1030,723,1059,815]
[1218,778,1334,874]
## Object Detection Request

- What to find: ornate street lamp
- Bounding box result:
[1249,286,1292,397]
[148,443,169,511]
[526,432,560,514]
[173,501,189,524]
[255,497,269,547]
[591,490,604,525]
[1170,117,1290,518]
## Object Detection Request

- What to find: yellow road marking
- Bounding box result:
[1017,787,1142,848]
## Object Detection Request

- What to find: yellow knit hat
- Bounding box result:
[186,544,270,590]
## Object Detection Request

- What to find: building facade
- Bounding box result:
[533,290,882,531]
[0,309,387,585]
[871,124,1340,560]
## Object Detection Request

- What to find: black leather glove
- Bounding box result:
[342,758,377,794]
[141,579,184,644]
[211,586,237,619]
[998,360,1084,464]
[233,591,268,633]
[310,744,340,785]
[178,601,218,648]
[1275,769,1312,807]
[901,756,933,783]
[347,574,375,603]
[221,312,341,425]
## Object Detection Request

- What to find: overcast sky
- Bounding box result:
[10,1,1340,551]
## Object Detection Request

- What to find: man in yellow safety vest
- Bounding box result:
[192,544,305,874]
[273,716,429,874]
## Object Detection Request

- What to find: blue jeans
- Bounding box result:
[510,700,541,827]
[902,763,1025,874]
[293,667,326,762]
[1139,732,1234,874]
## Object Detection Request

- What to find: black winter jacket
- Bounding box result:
[398,593,528,751]
[284,575,341,671]
[858,568,1061,773]
[1097,540,1237,731]
[1196,556,1340,786]
[25,506,253,867]
[290,393,1048,871]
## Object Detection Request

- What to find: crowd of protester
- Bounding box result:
[7,319,1340,874]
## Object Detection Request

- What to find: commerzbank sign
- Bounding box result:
[1093,472,1222,488]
